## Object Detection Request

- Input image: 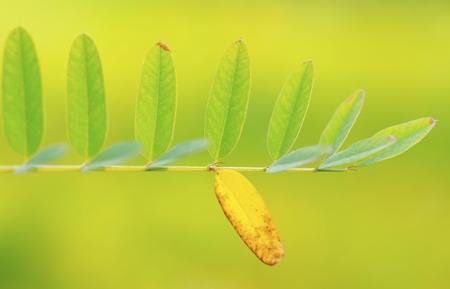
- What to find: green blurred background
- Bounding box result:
[0,0,449,288]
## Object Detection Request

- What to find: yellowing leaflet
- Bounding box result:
[214,169,284,265]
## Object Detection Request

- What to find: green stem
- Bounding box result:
[0,165,350,173]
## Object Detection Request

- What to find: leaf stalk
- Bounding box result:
[0,165,350,173]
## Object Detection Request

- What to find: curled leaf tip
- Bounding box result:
[156,41,170,52]
[429,117,437,125]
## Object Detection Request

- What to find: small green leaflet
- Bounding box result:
[15,144,68,174]
[148,138,208,169]
[2,27,43,156]
[319,135,396,169]
[357,117,436,166]
[266,144,331,174]
[205,40,250,161]
[67,34,106,159]
[82,142,141,172]
[135,42,176,162]
[267,60,314,160]
[319,89,365,154]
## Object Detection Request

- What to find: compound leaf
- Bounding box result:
[357,117,436,166]
[148,138,208,169]
[15,144,68,174]
[205,40,250,161]
[67,34,106,159]
[267,60,314,160]
[214,169,284,266]
[82,141,141,172]
[135,42,176,162]
[266,144,331,174]
[320,89,365,154]
[319,135,396,169]
[2,27,43,156]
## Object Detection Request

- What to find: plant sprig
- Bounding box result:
[1,27,435,173]
[0,27,437,266]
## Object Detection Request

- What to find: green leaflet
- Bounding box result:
[15,144,68,174]
[135,42,176,161]
[357,117,436,166]
[319,135,396,169]
[82,141,141,172]
[267,60,314,160]
[148,138,208,169]
[67,34,106,159]
[2,27,43,156]
[205,40,250,161]
[266,144,331,174]
[319,89,365,154]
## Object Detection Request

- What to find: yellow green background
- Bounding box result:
[0,1,449,288]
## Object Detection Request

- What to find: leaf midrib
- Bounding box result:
[328,97,362,152]
[82,37,93,158]
[18,30,32,156]
[150,48,163,161]
[216,44,242,160]
[219,175,256,231]
[276,65,310,159]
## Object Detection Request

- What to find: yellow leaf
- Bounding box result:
[214,169,284,265]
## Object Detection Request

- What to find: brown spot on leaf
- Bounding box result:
[156,42,170,52]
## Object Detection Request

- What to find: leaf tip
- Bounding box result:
[347,89,365,103]
[233,38,247,49]
[429,117,437,126]
[76,32,94,43]
[301,59,314,74]
[156,41,170,52]
[263,248,285,266]
[7,27,33,42]
[11,26,27,34]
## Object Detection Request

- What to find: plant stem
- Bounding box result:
[0,165,350,173]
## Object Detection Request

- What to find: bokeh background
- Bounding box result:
[0,1,449,288]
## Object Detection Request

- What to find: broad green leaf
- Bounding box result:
[214,169,284,265]
[205,40,250,161]
[2,27,43,156]
[15,144,68,174]
[148,138,208,169]
[266,144,331,174]
[135,42,177,161]
[357,117,436,166]
[82,142,141,172]
[319,135,396,169]
[267,60,314,160]
[67,34,106,159]
[319,89,365,154]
